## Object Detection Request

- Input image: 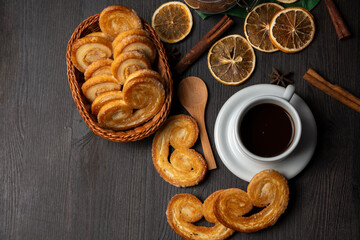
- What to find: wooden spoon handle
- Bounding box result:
[197,116,217,170]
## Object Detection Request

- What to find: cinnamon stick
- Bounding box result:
[174,15,234,75]
[303,68,360,113]
[324,0,351,40]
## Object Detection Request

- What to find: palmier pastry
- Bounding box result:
[84,58,113,81]
[214,170,289,233]
[111,51,151,84]
[91,90,123,116]
[152,115,207,187]
[86,31,115,42]
[71,36,112,72]
[124,69,164,85]
[112,29,149,49]
[113,35,156,63]
[81,75,121,102]
[99,5,143,38]
[97,70,165,130]
[166,192,235,240]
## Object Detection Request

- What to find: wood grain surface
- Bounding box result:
[1,0,359,239]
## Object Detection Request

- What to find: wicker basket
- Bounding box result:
[66,14,173,142]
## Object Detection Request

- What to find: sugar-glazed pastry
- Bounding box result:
[124,69,164,85]
[97,70,165,130]
[81,75,121,102]
[112,29,149,49]
[71,36,112,72]
[214,170,289,233]
[111,51,151,84]
[86,31,115,42]
[113,35,156,63]
[99,5,143,38]
[91,90,123,116]
[166,192,235,240]
[152,114,207,187]
[84,58,113,81]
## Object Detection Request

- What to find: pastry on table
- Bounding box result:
[99,5,143,38]
[166,191,235,240]
[214,170,289,233]
[152,114,207,187]
[71,36,112,72]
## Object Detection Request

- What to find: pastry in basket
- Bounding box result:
[125,68,164,85]
[112,29,149,49]
[97,69,165,130]
[152,114,207,187]
[86,31,115,42]
[166,191,235,240]
[111,51,151,84]
[84,58,113,81]
[113,35,156,63]
[214,170,289,233]
[91,90,123,116]
[71,36,112,72]
[99,5,143,38]
[81,75,121,102]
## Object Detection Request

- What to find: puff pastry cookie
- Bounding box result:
[99,5,143,38]
[91,90,123,116]
[71,36,112,72]
[214,170,289,233]
[97,70,165,130]
[152,115,207,187]
[112,29,149,49]
[113,35,156,63]
[86,31,115,42]
[167,191,235,240]
[111,51,151,84]
[84,58,113,81]
[81,75,121,102]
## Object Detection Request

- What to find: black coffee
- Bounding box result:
[239,103,294,158]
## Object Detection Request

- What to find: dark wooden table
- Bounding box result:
[1,0,359,239]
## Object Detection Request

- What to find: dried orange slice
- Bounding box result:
[276,0,298,3]
[207,35,256,85]
[269,7,315,53]
[151,1,193,43]
[244,3,284,52]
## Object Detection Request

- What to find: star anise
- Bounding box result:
[268,67,293,87]
[164,43,181,66]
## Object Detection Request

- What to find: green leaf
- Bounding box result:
[195,0,320,19]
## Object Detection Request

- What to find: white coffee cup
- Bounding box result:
[233,85,302,163]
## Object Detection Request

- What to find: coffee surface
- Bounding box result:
[239,103,294,157]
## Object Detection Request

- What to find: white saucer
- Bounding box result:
[214,84,317,182]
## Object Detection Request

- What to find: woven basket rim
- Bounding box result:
[66,14,173,142]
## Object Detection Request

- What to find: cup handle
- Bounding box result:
[282,85,295,102]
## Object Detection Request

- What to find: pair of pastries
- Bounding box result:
[71,5,164,131]
[152,115,207,187]
[166,170,289,239]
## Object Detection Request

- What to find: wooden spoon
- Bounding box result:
[178,76,217,170]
